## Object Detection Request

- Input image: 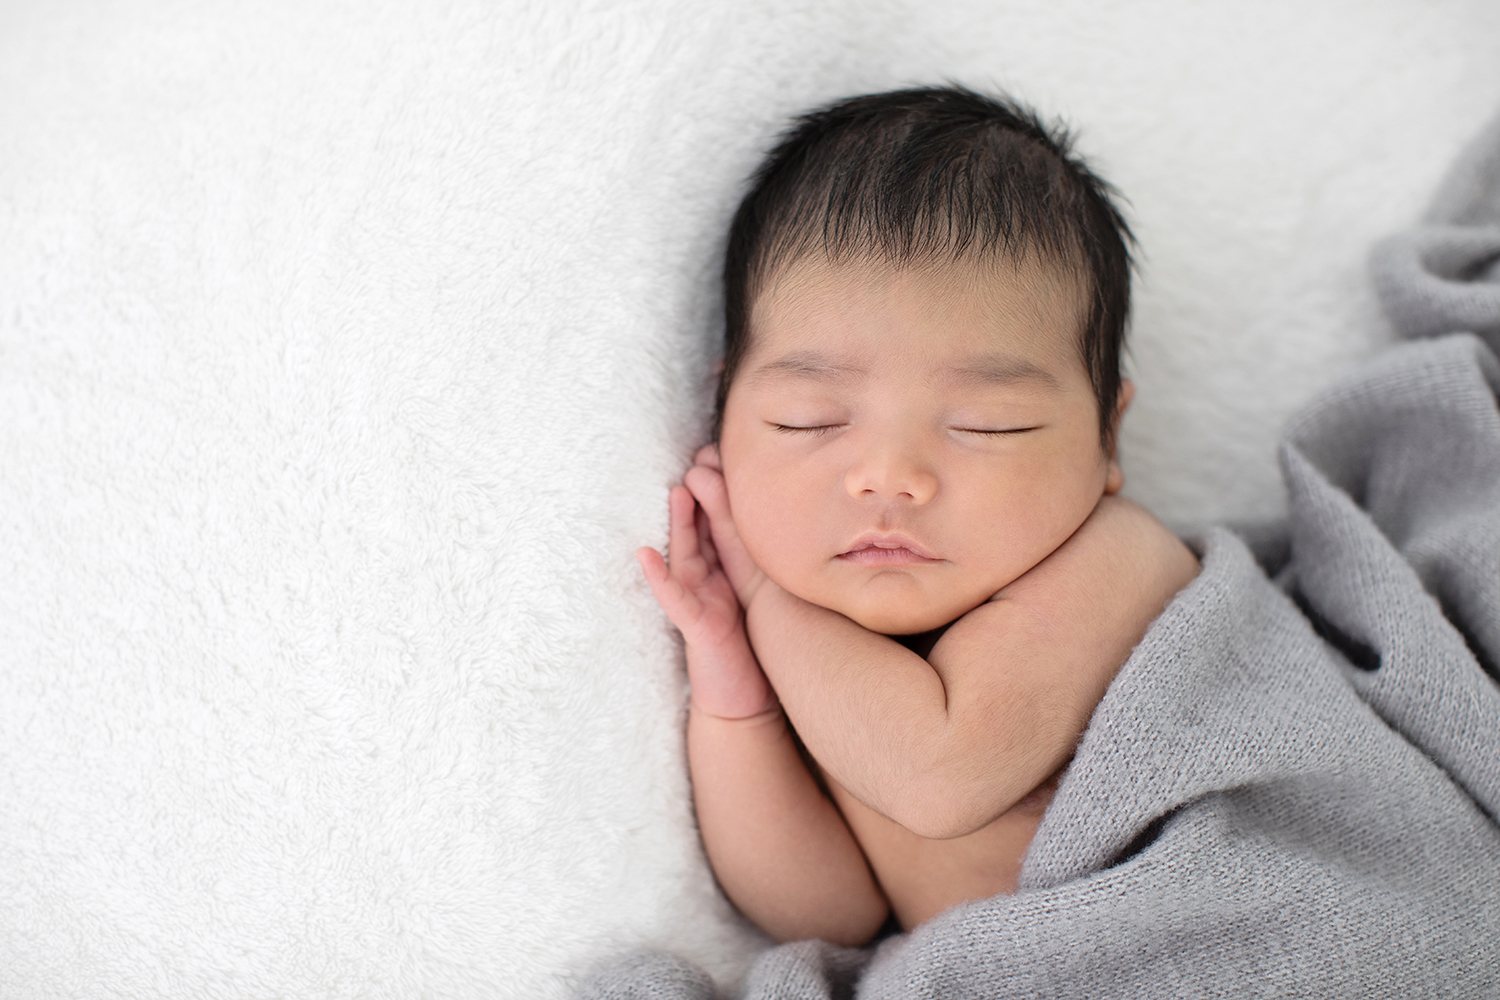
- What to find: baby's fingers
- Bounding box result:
[694,443,722,471]
[666,485,708,580]
[636,545,702,628]
[684,464,744,559]
[683,463,733,529]
[636,544,670,587]
[694,498,723,572]
[683,465,766,604]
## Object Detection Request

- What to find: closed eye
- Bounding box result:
[771,423,844,436]
[953,426,1041,436]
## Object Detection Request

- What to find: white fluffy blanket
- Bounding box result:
[1,1,1497,996]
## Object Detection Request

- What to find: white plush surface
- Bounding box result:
[1,1,1497,996]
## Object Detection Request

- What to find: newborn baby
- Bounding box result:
[637,87,1199,946]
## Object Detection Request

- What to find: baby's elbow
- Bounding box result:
[765,890,888,948]
[881,749,1054,838]
[813,900,889,949]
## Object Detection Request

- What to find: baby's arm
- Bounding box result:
[691,461,1197,840]
[637,485,888,946]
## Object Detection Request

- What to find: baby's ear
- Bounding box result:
[1104,380,1135,495]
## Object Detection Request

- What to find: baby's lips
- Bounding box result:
[839,530,941,561]
[837,545,943,567]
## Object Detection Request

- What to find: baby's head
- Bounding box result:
[715,87,1135,635]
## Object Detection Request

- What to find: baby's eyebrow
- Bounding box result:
[746,352,868,384]
[944,355,1063,390]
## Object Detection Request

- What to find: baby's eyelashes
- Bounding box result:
[770,423,846,436]
[950,425,1042,436]
[765,423,1042,438]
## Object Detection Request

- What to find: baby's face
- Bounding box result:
[719,255,1123,635]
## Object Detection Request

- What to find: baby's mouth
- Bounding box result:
[837,533,943,566]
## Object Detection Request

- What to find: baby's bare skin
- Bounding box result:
[825,767,1058,930]
[638,256,1198,944]
[797,493,1196,929]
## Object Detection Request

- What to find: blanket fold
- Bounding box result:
[1372,110,1500,351]
[582,110,1500,999]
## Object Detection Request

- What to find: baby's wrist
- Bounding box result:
[683,628,777,720]
[689,696,783,726]
[688,668,779,721]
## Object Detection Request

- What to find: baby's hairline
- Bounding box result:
[745,238,1089,311]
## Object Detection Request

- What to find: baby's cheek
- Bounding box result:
[737,501,820,596]
[726,480,789,565]
[744,521,809,590]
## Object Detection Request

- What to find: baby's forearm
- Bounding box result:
[745,497,1198,840]
[688,700,888,946]
[744,587,1000,838]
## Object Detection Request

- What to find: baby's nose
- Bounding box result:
[843,444,938,505]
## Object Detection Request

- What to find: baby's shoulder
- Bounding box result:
[936,500,1194,665]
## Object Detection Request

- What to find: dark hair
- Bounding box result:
[716,85,1134,447]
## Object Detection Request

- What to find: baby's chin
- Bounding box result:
[804,588,984,637]
[849,606,965,636]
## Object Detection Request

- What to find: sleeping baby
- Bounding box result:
[637,86,1200,946]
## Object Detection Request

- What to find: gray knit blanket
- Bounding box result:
[583,111,1500,998]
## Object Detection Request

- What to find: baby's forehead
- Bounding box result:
[745,253,1089,375]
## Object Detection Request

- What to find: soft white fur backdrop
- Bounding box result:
[1,0,1497,995]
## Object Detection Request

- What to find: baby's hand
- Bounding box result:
[682,445,768,609]
[637,475,775,720]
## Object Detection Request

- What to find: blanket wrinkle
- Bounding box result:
[582,102,1500,1000]
[1373,109,1500,350]
[1280,336,1500,823]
